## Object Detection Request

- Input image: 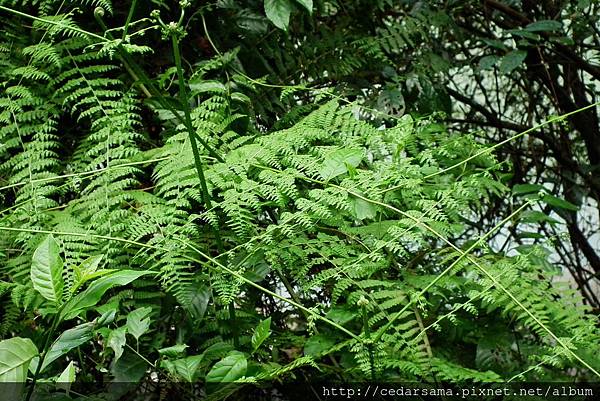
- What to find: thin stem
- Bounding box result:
[171,31,233,341]
[122,0,138,40]
[91,8,152,99]
[360,304,375,381]
[0,6,107,41]
[92,8,224,162]
[170,35,214,218]
[25,312,61,401]
[125,343,155,368]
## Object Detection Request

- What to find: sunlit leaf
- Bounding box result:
[31,235,64,304]
[350,194,377,220]
[61,270,153,320]
[0,337,38,400]
[158,344,188,358]
[512,184,544,195]
[56,361,76,393]
[319,148,363,180]
[72,255,113,294]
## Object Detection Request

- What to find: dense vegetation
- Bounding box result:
[0,0,599,399]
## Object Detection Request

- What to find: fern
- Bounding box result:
[0,1,599,396]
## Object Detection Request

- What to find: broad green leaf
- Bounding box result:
[377,87,405,115]
[31,235,64,304]
[542,194,579,211]
[56,361,75,393]
[96,307,118,326]
[350,195,377,220]
[231,91,252,105]
[39,322,94,372]
[181,285,210,319]
[243,259,270,283]
[525,20,562,32]
[202,342,234,362]
[61,270,153,320]
[516,244,549,256]
[236,10,269,34]
[478,55,499,70]
[161,355,204,382]
[111,351,146,383]
[499,50,527,74]
[158,344,188,357]
[251,317,271,352]
[206,351,247,382]
[156,66,177,89]
[126,307,152,341]
[0,337,38,380]
[303,334,335,357]
[482,38,508,50]
[0,337,38,401]
[238,250,271,284]
[507,29,541,40]
[295,0,312,13]
[520,210,561,225]
[319,148,363,180]
[427,52,450,73]
[189,80,226,94]
[72,255,112,294]
[516,245,557,273]
[108,326,127,363]
[517,231,545,240]
[264,0,292,30]
[512,184,544,195]
[550,36,575,46]
[325,307,356,325]
[347,220,397,238]
[577,0,590,8]
[75,254,103,278]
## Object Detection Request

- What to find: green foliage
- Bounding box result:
[30,235,63,304]
[0,337,38,381]
[264,0,292,31]
[0,0,599,399]
[0,337,38,400]
[251,317,271,353]
[206,351,247,383]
